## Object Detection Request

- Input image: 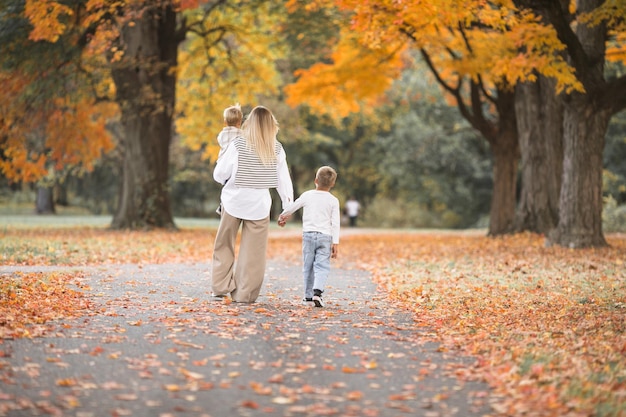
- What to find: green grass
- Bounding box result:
[0,214,220,229]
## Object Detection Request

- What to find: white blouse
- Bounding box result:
[213,141,293,220]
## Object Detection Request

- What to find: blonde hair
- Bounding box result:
[223,104,243,127]
[316,166,337,188]
[241,106,279,166]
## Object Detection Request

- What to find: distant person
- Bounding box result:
[278,166,340,308]
[211,106,293,303]
[216,104,244,215]
[345,196,360,227]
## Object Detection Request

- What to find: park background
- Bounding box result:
[0,0,625,242]
[1,1,626,416]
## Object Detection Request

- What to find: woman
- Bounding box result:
[211,106,293,303]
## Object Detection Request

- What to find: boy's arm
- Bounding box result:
[331,198,341,245]
[331,244,338,259]
[277,195,305,227]
[280,193,307,217]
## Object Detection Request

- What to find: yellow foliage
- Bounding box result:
[175,2,284,162]
[25,0,74,42]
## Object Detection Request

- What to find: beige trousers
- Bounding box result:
[211,210,269,303]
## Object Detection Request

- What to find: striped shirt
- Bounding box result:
[233,137,282,189]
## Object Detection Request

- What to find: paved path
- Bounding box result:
[0,261,491,417]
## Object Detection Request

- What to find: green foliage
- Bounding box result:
[361,197,460,228]
[65,155,119,215]
[604,109,626,204]
[169,137,221,218]
[603,196,626,233]
[279,3,341,75]
[0,0,89,98]
[373,67,493,228]
[602,107,626,233]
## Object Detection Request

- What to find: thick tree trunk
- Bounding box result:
[514,76,563,233]
[35,186,55,214]
[547,0,609,248]
[548,99,609,247]
[110,5,179,229]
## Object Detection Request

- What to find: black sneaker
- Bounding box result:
[313,294,324,308]
[302,298,313,305]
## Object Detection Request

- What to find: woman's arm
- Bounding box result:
[213,144,236,185]
[276,148,294,208]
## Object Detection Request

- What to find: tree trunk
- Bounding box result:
[485,87,519,236]
[35,186,55,214]
[548,99,609,247]
[110,4,179,229]
[488,128,519,235]
[547,0,609,248]
[514,76,563,233]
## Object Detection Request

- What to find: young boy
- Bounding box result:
[278,166,340,307]
[216,104,243,215]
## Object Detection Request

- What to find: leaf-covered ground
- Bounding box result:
[1,227,624,416]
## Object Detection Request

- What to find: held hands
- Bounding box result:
[277,214,291,227]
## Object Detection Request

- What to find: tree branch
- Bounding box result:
[476,74,497,105]
[513,0,597,92]
[421,48,499,142]
[419,49,461,97]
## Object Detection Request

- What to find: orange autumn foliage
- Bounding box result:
[284,0,625,116]
[338,231,626,416]
[0,72,47,182]
[0,70,117,183]
[284,30,406,118]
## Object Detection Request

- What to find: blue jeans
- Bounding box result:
[302,232,332,299]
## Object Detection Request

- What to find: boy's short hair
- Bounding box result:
[223,104,243,126]
[316,166,337,188]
